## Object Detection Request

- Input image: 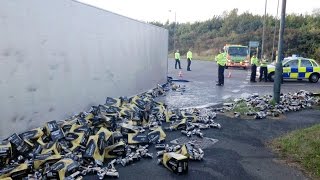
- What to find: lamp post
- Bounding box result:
[169,10,176,51]
[261,0,267,59]
[273,0,287,103]
[271,0,280,61]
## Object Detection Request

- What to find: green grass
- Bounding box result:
[232,100,258,115]
[269,99,277,106]
[270,124,320,178]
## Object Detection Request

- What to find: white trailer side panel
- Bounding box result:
[0,0,168,138]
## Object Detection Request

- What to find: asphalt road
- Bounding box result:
[85,59,320,180]
[85,109,320,180]
[165,59,320,109]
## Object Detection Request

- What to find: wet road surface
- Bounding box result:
[164,59,319,108]
[85,110,320,180]
[85,59,319,180]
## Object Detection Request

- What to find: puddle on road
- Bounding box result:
[222,95,231,99]
[240,92,251,98]
[181,103,219,110]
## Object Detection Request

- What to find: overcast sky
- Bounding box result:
[78,0,320,23]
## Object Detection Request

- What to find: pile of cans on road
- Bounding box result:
[220,90,320,119]
[165,108,221,138]
[0,83,222,179]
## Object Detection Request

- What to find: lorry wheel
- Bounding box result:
[309,73,319,83]
[268,72,275,82]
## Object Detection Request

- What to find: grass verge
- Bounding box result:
[168,54,215,61]
[233,100,258,115]
[270,124,320,179]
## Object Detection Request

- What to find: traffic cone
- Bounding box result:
[227,70,232,78]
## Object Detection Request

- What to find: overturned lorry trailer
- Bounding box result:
[0,0,168,139]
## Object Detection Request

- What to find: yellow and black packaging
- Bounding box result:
[82,133,105,165]
[162,152,188,174]
[181,111,197,122]
[111,131,123,145]
[45,120,65,141]
[77,117,88,125]
[0,163,30,179]
[19,127,44,140]
[169,118,187,130]
[119,106,134,118]
[0,141,12,166]
[45,158,79,180]
[91,116,109,128]
[30,143,43,156]
[65,132,89,152]
[104,141,125,159]
[128,132,149,145]
[97,127,112,140]
[69,124,90,134]
[84,113,94,122]
[105,97,122,107]
[148,127,166,143]
[7,133,32,155]
[120,123,138,137]
[41,141,61,155]
[33,153,62,170]
[131,95,146,109]
[103,105,121,116]
[176,144,194,158]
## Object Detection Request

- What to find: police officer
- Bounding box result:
[259,55,268,82]
[215,49,227,86]
[175,50,181,69]
[250,54,259,82]
[187,49,192,71]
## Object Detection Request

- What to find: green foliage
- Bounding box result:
[149,9,320,61]
[269,99,276,106]
[271,124,320,178]
[233,100,258,115]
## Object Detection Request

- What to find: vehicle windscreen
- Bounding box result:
[282,59,290,64]
[227,47,248,56]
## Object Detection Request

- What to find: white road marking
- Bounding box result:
[232,89,240,93]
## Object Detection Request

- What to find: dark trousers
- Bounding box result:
[218,64,225,85]
[259,66,268,82]
[187,58,191,71]
[250,64,257,82]
[175,59,181,69]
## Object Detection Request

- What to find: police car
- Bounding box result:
[267,56,320,83]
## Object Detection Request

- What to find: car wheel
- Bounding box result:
[268,72,275,82]
[309,73,319,83]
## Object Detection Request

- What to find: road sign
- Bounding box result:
[249,41,259,47]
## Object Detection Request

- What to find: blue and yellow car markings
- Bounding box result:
[267,58,320,82]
